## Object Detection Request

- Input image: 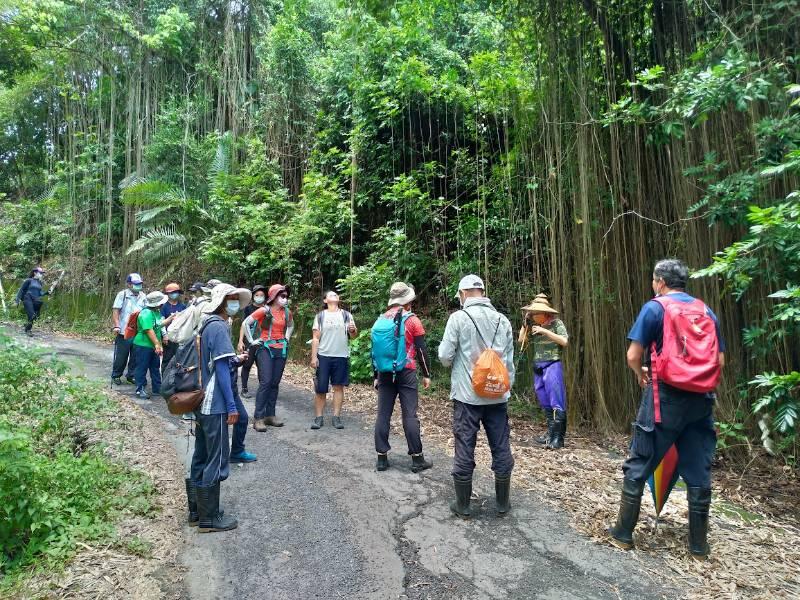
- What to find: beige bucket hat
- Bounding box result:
[202,283,253,314]
[387,282,416,307]
[522,293,559,314]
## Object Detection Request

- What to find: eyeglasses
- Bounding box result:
[278,293,288,299]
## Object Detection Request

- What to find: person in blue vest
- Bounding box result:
[15,266,49,336]
[111,273,147,385]
[608,259,725,558]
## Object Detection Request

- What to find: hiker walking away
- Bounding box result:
[132,291,167,399]
[372,282,433,473]
[439,275,515,518]
[236,284,266,398]
[310,291,358,430]
[242,284,294,431]
[111,273,147,385]
[189,283,253,533]
[519,294,569,449]
[160,282,187,370]
[608,259,725,558]
[15,266,49,337]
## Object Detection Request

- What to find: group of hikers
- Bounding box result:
[16,257,723,558]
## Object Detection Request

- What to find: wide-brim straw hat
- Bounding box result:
[522,293,559,314]
[202,283,253,314]
[388,282,416,307]
[145,291,168,308]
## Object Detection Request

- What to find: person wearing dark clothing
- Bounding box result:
[608,259,725,558]
[439,275,516,518]
[111,273,147,385]
[15,267,48,336]
[160,282,187,372]
[373,282,433,473]
[236,285,266,398]
[187,283,253,533]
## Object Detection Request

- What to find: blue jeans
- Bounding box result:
[452,400,514,478]
[191,413,230,487]
[133,345,161,393]
[230,371,249,455]
[254,349,286,418]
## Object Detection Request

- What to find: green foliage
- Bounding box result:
[347,329,374,383]
[0,334,154,582]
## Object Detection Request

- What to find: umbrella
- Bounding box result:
[648,443,680,519]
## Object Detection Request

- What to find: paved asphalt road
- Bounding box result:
[14,328,680,600]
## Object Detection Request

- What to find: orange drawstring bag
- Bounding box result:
[462,310,510,399]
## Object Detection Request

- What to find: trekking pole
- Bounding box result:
[0,271,7,317]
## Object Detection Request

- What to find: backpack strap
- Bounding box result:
[460,307,502,350]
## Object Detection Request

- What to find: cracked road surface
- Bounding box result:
[17,328,680,599]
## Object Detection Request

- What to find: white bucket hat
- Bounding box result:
[144,291,168,308]
[387,282,416,307]
[201,283,253,314]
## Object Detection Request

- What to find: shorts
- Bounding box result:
[315,356,349,393]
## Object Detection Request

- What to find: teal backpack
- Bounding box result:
[371,310,412,374]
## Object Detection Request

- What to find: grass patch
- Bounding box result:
[0,332,155,589]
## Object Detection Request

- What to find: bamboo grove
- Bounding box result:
[1,0,798,453]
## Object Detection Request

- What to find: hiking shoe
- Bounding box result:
[410,454,433,473]
[111,377,124,386]
[25,330,33,337]
[332,416,344,429]
[265,416,284,427]
[126,376,136,384]
[310,416,324,430]
[181,412,196,421]
[241,388,252,399]
[134,388,150,400]
[253,418,267,432]
[376,454,389,471]
[230,450,257,463]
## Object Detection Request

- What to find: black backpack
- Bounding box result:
[161,317,218,399]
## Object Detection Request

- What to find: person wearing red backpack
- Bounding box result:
[608,259,725,558]
[110,273,147,386]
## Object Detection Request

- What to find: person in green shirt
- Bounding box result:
[133,291,167,399]
[519,294,569,449]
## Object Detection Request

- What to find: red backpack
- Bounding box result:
[650,296,721,415]
[123,310,141,340]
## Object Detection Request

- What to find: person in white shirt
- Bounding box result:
[110,273,147,385]
[309,291,358,430]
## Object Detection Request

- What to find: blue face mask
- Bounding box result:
[225,301,240,316]
[253,295,265,305]
[169,292,181,300]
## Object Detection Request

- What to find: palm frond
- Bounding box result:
[118,172,147,190]
[136,205,172,227]
[126,226,188,265]
[121,180,179,207]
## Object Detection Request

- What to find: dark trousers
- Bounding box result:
[240,344,258,391]
[111,334,137,379]
[22,297,42,331]
[374,369,423,455]
[254,348,286,419]
[230,371,249,455]
[452,400,514,477]
[623,384,716,488]
[191,412,230,488]
[133,344,162,393]
[161,341,178,375]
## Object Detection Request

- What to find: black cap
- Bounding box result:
[189,281,206,292]
[252,284,267,294]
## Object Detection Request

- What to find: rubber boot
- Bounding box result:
[449,475,472,519]
[495,473,511,515]
[376,454,389,471]
[546,410,565,449]
[185,478,199,527]
[687,487,712,558]
[536,411,554,444]
[608,479,645,549]
[197,483,238,533]
[410,453,433,473]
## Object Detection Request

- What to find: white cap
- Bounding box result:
[454,274,485,299]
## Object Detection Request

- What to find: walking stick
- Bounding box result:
[48,269,66,295]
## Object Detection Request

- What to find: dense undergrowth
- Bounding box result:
[0,333,155,589]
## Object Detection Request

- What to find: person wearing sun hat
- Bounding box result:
[132,290,168,400]
[371,282,433,473]
[242,283,295,430]
[189,283,254,533]
[159,283,187,371]
[520,293,569,449]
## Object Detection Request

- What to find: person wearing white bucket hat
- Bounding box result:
[132,290,168,399]
[190,283,253,533]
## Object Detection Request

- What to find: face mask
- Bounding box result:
[533,314,547,325]
[253,294,265,305]
[277,297,289,307]
[169,292,180,300]
[225,301,240,316]
[34,273,42,280]
[132,284,142,292]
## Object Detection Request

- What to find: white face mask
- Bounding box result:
[277,297,289,307]
[34,273,43,280]
[253,294,265,305]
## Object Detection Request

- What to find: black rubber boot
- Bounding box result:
[450,475,472,519]
[687,487,712,558]
[185,478,199,527]
[410,453,433,473]
[495,473,511,515]
[536,412,554,444]
[547,410,565,449]
[608,479,645,549]
[197,483,238,533]
[376,454,389,471]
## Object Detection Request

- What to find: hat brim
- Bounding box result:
[454,287,484,299]
[147,298,168,308]
[521,302,558,314]
[388,291,416,306]
[266,286,289,305]
[201,287,252,314]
